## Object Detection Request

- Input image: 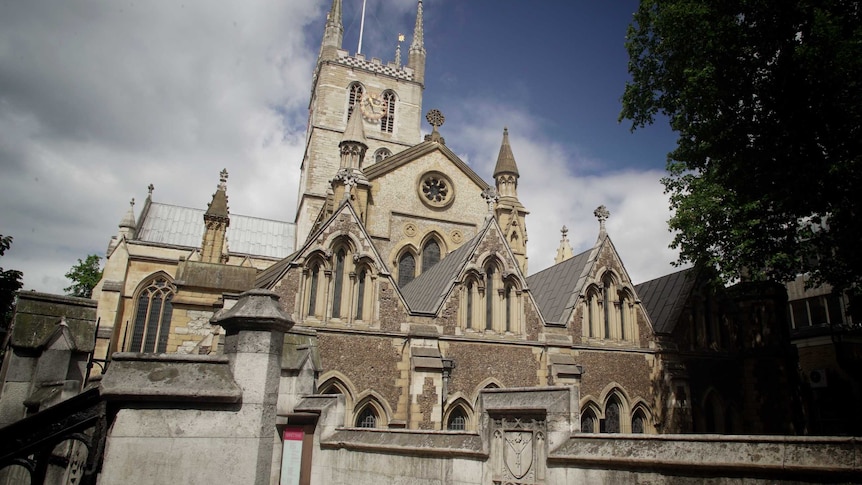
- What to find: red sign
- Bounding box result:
[283,427,304,441]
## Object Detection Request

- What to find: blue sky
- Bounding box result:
[0,0,681,294]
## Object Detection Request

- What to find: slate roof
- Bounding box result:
[137,202,295,259]
[634,267,696,334]
[400,230,484,314]
[525,247,594,325]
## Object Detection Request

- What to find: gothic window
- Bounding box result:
[129,275,175,353]
[581,408,598,433]
[380,90,396,133]
[586,286,599,338]
[398,251,415,288]
[466,280,474,329]
[505,284,513,332]
[603,278,612,338]
[619,292,627,340]
[355,268,367,320]
[347,82,363,120]
[632,409,646,434]
[332,249,346,318]
[485,267,495,330]
[418,172,454,208]
[307,263,321,317]
[422,238,441,272]
[374,147,392,163]
[604,395,621,433]
[446,407,467,430]
[356,405,377,428]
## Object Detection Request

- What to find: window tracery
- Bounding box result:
[129,275,176,353]
[380,90,396,133]
[347,82,364,120]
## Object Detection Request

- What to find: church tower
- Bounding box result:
[295,0,427,244]
[493,128,529,274]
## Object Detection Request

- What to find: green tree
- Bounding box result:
[64,254,103,298]
[1,234,24,336]
[621,0,862,298]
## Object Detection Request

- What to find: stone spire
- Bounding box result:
[108,198,138,256]
[394,33,404,67]
[320,0,343,62]
[339,108,368,169]
[407,0,426,85]
[201,169,230,263]
[493,127,520,197]
[119,198,136,234]
[594,205,610,242]
[555,226,574,264]
[332,109,371,222]
[492,127,529,274]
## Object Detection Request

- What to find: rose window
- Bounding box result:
[418,172,454,208]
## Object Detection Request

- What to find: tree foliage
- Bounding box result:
[1,234,24,333]
[622,0,862,295]
[65,254,103,299]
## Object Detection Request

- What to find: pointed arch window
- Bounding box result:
[505,284,513,332]
[447,407,467,430]
[374,147,392,163]
[380,90,396,133]
[632,409,646,434]
[485,267,495,330]
[129,275,175,353]
[355,267,368,320]
[604,395,621,433]
[465,280,474,329]
[603,279,612,338]
[307,263,321,317]
[398,252,415,288]
[581,408,598,433]
[347,82,364,120]
[332,249,346,318]
[356,405,377,428]
[422,239,440,272]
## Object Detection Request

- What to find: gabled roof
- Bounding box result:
[526,247,594,325]
[137,202,295,259]
[634,267,696,335]
[400,230,484,314]
[255,200,389,291]
[362,140,491,190]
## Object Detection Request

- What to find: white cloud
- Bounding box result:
[0,0,324,294]
[441,100,680,284]
[0,0,679,297]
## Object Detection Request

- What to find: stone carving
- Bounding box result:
[491,415,546,484]
[404,222,417,237]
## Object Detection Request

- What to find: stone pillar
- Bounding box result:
[212,289,294,485]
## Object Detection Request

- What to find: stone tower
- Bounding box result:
[295,0,427,244]
[493,128,529,274]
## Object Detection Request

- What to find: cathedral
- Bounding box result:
[1,1,858,484]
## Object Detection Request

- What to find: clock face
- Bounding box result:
[360,93,387,122]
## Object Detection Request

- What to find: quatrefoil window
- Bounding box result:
[419,172,454,207]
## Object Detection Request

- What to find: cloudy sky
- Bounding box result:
[0,0,680,295]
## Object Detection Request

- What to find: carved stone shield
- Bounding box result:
[504,431,533,479]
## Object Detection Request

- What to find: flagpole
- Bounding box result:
[357,0,367,54]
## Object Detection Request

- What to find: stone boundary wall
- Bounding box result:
[303,427,861,484]
[549,434,861,483]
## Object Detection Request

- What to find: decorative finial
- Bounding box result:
[424,109,446,144]
[148,184,154,195]
[594,205,610,238]
[219,168,228,189]
[481,187,499,217]
[395,33,404,67]
[130,198,135,208]
[426,109,445,128]
[555,225,574,264]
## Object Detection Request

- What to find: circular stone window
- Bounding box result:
[419,172,454,208]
